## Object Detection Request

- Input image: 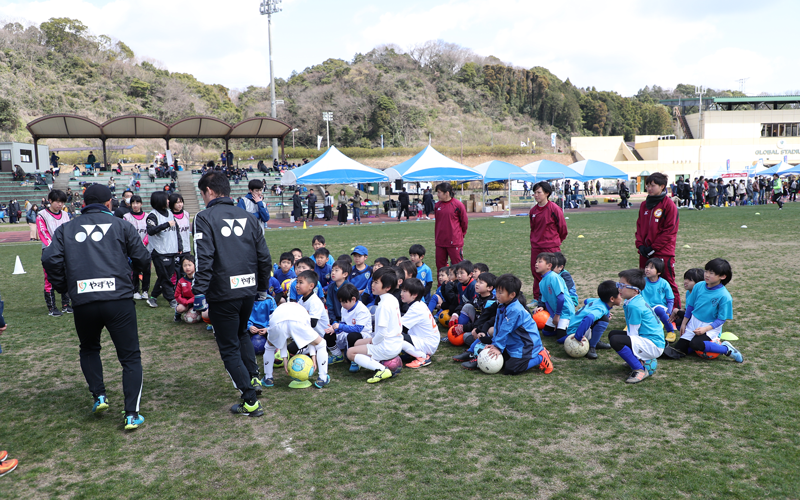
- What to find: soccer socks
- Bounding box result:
[556,335,567,344]
[468,338,481,354]
[526,353,544,371]
[402,340,425,359]
[542,325,557,336]
[703,341,729,355]
[263,344,276,379]
[354,353,385,372]
[458,312,470,325]
[328,344,343,358]
[654,307,674,332]
[589,320,609,348]
[314,342,329,380]
[617,346,643,371]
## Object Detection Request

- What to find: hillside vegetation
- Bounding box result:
[0,18,745,158]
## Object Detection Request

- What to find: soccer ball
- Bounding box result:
[281,279,293,295]
[381,356,402,374]
[564,334,590,358]
[250,334,266,355]
[694,337,721,359]
[532,310,550,330]
[437,310,451,327]
[477,348,503,374]
[182,310,201,324]
[288,354,315,382]
[447,325,465,346]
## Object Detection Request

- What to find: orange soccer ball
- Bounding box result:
[532,310,550,330]
[447,325,465,346]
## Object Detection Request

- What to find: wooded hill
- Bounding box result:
[0,18,746,156]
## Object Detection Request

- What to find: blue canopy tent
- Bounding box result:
[568,159,629,182]
[759,161,799,176]
[474,160,538,213]
[280,146,389,185]
[384,145,482,182]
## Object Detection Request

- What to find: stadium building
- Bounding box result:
[570,95,800,189]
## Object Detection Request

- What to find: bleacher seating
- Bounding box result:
[0,172,53,205]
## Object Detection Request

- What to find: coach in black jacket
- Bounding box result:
[193,171,272,417]
[42,184,151,430]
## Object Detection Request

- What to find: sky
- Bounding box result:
[1,0,797,97]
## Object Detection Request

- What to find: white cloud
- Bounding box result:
[1,0,797,96]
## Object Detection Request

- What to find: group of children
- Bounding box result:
[168,227,741,388]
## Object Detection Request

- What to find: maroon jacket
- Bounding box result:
[529,201,568,248]
[434,198,468,248]
[635,195,678,257]
[176,276,195,307]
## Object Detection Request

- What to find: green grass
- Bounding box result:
[1,204,799,499]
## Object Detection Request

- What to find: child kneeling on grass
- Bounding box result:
[399,278,439,369]
[561,280,623,359]
[174,255,196,322]
[482,274,553,376]
[264,302,330,389]
[346,267,403,383]
[608,269,665,384]
[535,252,574,339]
[675,258,742,363]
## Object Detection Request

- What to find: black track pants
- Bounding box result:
[74,299,143,413]
[208,296,258,403]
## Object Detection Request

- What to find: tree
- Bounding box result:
[39,17,89,53]
[0,97,20,133]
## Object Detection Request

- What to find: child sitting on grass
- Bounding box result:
[471,263,489,281]
[264,302,330,389]
[482,274,553,376]
[409,244,433,301]
[295,270,340,363]
[669,268,704,330]
[398,278,439,369]
[553,252,579,307]
[359,257,389,307]
[313,247,332,291]
[288,257,325,301]
[312,235,335,267]
[346,267,403,383]
[326,260,350,324]
[451,272,497,347]
[174,255,196,322]
[642,257,677,342]
[326,283,373,373]
[535,252,574,339]
[607,269,665,384]
[560,280,622,359]
[675,258,742,362]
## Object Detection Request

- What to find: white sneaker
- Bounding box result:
[133,292,142,300]
[141,291,149,299]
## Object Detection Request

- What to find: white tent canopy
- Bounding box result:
[385,145,481,182]
[280,146,389,185]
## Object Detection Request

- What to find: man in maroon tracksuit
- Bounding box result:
[528,181,568,302]
[635,172,681,312]
[434,182,468,281]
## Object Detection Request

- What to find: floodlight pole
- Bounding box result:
[457,130,463,164]
[260,0,282,162]
[695,85,706,140]
[322,112,333,149]
[292,128,298,149]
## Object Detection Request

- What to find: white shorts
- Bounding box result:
[629,335,664,361]
[545,316,571,330]
[681,316,721,342]
[287,321,319,349]
[367,336,403,362]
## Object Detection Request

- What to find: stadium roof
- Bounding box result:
[660,95,800,110]
[26,114,293,140]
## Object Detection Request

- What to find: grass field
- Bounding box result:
[1,203,799,499]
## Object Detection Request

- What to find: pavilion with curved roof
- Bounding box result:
[26,114,294,169]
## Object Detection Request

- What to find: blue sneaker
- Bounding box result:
[314,375,331,388]
[124,413,144,430]
[721,341,743,363]
[349,361,360,373]
[643,359,658,375]
[261,377,274,387]
[440,336,449,343]
[329,354,344,364]
[92,395,109,414]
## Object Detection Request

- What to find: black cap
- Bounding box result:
[84,184,113,205]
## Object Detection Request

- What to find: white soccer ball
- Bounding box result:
[477,348,504,374]
[564,334,589,358]
[183,310,201,324]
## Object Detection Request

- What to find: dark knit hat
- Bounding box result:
[83,184,113,204]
